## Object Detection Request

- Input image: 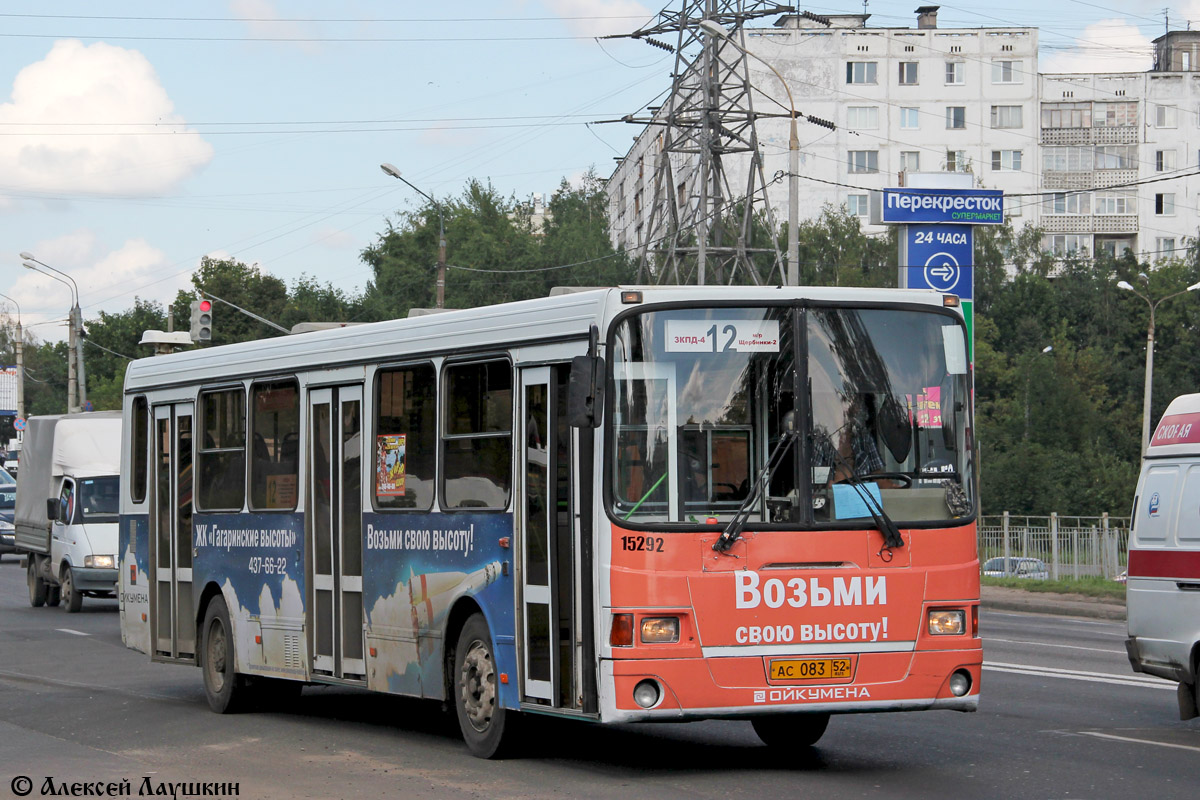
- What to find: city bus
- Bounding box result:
[117,286,981,758]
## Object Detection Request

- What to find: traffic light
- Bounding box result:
[189,298,212,343]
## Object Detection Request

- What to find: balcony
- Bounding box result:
[1041,126,1139,145]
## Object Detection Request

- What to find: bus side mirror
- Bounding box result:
[568,355,604,428]
[46,498,59,522]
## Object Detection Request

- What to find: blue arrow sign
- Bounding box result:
[905,224,973,300]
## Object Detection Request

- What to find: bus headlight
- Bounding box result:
[927,609,965,635]
[640,617,680,644]
[84,555,115,569]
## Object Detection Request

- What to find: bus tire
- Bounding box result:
[752,712,830,748]
[27,560,46,608]
[453,613,517,758]
[62,567,83,613]
[201,596,248,714]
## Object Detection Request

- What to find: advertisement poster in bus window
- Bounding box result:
[907,387,941,427]
[375,434,406,497]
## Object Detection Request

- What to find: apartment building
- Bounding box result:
[607,8,1199,263]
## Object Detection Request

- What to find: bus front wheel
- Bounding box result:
[202,596,248,713]
[752,712,830,748]
[453,613,518,758]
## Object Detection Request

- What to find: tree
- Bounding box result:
[173,257,290,346]
[82,299,167,410]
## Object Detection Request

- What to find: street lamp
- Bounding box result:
[20,252,86,413]
[1117,278,1200,454]
[0,292,24,421]
[380,163,448,309]
[698,19,799,287]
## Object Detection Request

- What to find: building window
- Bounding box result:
[1156,149,1177,172]
[1096,239,1132,258]
[846,194,870,216]
[900,107,920,129]
[945,150,968,172]
[991,150,1022,171]
[991,60,1020,83]
[198,388,246,511]
[1155,193,1176,215]
[1095,145,1135,169]
[846,62,877,84]
[1094,102,1137,127]
[1042,192,1091,215]
[847,150,879,173]
[442,359,512,510]
[946,106,966,129]
[1155,104,1177,128]
[898,62,918,85]
[375,364,437,511]
[900,151,920,172]
[945,62,964,84]
[1041,102,1091,129]
[1094,191,1134,215]
[1042,145,1093,172]
[846,106,879,129]
[1156,237,1177,259]
[991,105,1023,128]
[1045,234,1089,255]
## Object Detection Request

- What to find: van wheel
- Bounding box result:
[453,613,518,758]
[45,586,61,607]
[201,596,248,713]
[27,560,46,607]
[61,567,83,613]
[752,712,830,748]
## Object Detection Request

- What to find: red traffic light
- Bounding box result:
[199,299,212,312]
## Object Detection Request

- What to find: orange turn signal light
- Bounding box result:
[610,613,634,647]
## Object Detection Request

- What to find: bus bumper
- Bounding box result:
[599,648,981,723]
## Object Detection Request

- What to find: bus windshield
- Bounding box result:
[609,305,973,527]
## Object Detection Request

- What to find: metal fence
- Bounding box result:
[978,513,1130,581]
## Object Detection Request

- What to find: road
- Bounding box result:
[0,557,1196,800]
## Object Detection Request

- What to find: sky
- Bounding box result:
[0,0,1187,344]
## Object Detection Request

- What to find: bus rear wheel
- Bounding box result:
[453,613,517,758]
[751,712,830,748]
[202,596,248,713]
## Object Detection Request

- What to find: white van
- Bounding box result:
[14,412,122,613]
[1126,393,1200,720]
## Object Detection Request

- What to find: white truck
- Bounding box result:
[15,412,122,612]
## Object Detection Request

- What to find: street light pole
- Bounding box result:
[21,253,87,411]
[699,19,799,287]
[0,292,24,422]
[380,163,448,308]
[1117,279,1200,454]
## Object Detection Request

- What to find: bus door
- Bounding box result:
[150,402,196,663]
[308,385,365,680]
[519,365,582,709]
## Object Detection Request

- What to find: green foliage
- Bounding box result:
[981,576,1126,601]
[83,299,167,410]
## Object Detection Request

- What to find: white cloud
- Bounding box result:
[15,231,188,342]
[542,0,654,38]
[1042,19,1154,74]
[0,40,213,197]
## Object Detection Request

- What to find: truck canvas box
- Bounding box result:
[15,411,122,612]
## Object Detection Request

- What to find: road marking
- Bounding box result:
[984,660,1174,690]
[1076,731,1200,753]
[55,629,89,636]
[986,636,1124,655]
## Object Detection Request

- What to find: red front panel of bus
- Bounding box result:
[604,522,980,715]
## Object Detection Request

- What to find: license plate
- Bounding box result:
[768,657,852,681]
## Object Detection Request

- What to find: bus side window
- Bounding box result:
[250,380,299,511]
[442,360,512,510]
[197,388,247,511]
[375,364,436,511]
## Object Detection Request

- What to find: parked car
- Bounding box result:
[982,556,1049,579]
[0,465,16,560]
[1114,570,1128,584]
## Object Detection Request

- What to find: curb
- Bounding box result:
[981,588,1126,622]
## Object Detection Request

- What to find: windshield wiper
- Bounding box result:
[713,428,797,554]
[824,443,905,550]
